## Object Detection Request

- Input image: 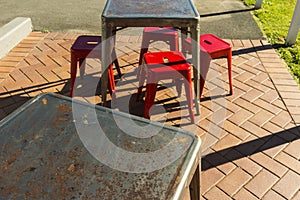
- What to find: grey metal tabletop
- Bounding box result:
[0,93,201,199]
[102,0,199,24]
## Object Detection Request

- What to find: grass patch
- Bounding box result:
[244,0,300,85]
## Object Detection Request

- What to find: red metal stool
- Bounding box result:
[138,27,179,66]
[136,51,195,123]
[183,34,233,97]
[70,35,122,97]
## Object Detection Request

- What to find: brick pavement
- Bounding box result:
[0,31,299,199]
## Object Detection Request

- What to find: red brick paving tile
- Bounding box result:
[24,55,41,66]
[276,85,299,92]
[217,167,252,196]
[245,169,279,199]
[201,167,225,194]
[234,97,261,114]
[233,79,252,92]
[15,42,37,49]
[271,99,287,110]
[222,99,241,114]
[233,154,262,176]
[253,98,282,115]
[285,99,300,107]
[0,61,18,67]
[241,88,264,102]
[263,61,287,68]
[245,79,271,93]
[260,57,283,63]
[8,52,29,58]
[1,56,24,62]
[252,63,267,72]
[36,67,60,83]
[257,51,280,58]
[234,188,259,200]
[233,56,249,66]
[0,66,15,73]
[272,170,300,199]
[213,133,241,152]
[241,121,271,138]
[260,89,279,103]
[20,67,47,84]
[204,186,232,200]
[251,39,263,47]
[252,72,270,83]
[292,191,300,200]
[275,152,300,174]
[0,95,16,109]
[232,39,244,47]
[223,120,251,140]
[217,161,236,176]
[249,109,275,127]
[235,71,256,83]
[272,78,299,86]
[240,62,262,75]
[262,190,286,200]
[259,136,288,158]
[250,152,288,177]
[9,69,32,86]
[52,33,68,40]
[292,115,300,125]
[241,39,253,47]
[284,140,300,160]
[270,110,292,128]
[281,91,300,100]
[228,108,253,126]
[51,56,70,68]
[269,72,297,80]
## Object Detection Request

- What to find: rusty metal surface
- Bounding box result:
[103,0,199,19]
[0,93,200,199]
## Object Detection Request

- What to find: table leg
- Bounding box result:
[101,20,113,106]
[181,27,188,57]
[189,164,200,200]
[191,23,200,115]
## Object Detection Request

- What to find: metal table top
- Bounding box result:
[102,0,200,26]
[0,93,201,199]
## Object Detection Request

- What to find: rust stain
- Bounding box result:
[42,98,48,105]
[176,138,188,143]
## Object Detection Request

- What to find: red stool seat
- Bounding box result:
[138,27,179,66]
[70,35,122,97]
[136,51,195,123]
[184,34,233,97]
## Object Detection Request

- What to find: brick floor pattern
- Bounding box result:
[0,31,299,199]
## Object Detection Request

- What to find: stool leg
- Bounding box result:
[70,53,77,97]
[169,35,179,51]
[144,82,158,119]
[183,71,195,123]
[79,58,86,78]
[199,50,212,98]
[136,65,146,101]
[228,49,233,95]
[112,48,122,78]
[139,38,150,66]
[107,65,116,95]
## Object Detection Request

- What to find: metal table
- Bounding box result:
[0,93,201,199]
[101,0,200,114]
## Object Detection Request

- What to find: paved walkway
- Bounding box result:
[0,31,299,199]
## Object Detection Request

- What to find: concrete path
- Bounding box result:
[0,0,263,39]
